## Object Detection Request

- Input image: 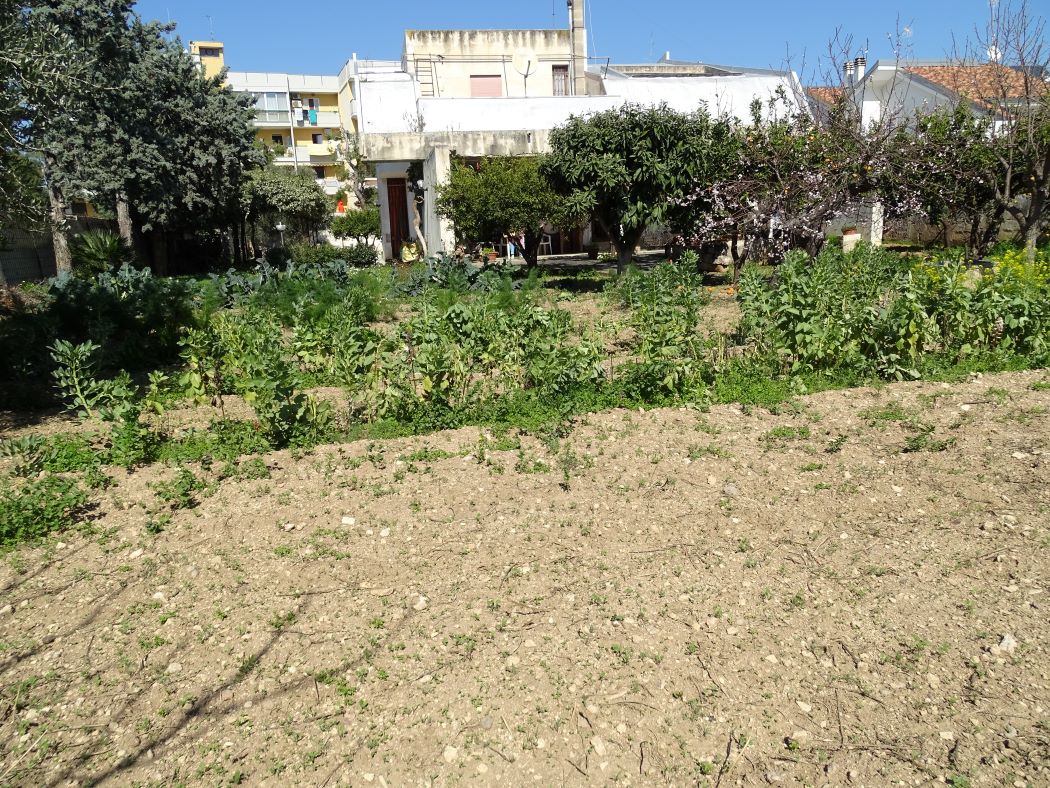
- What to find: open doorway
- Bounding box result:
[386,178,410,259]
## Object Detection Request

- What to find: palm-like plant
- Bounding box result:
[71,230,134,277]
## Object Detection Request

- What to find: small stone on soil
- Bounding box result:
[590,736,607,757]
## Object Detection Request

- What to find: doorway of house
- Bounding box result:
[386,178,410,259]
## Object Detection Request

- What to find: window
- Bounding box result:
[311,133,323,144]
[469,75,502,97]
[313,166,326,179]
[307,97,319,110]
[271,134,284,145]
[254,92,288,111]
[198,46,222,58]
[553,65,569,96]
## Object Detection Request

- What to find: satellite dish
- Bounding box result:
[512,48,539,96]
[512,48,539,78]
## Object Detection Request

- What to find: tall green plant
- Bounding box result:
[71,229,134,277]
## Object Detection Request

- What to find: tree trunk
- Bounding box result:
[411,197,428,258]
[967,215,982,261]
[115,192,134,244]
[47,182,73,276]
[231,224,243,267]
[1022,222,1040,264]
[977,204,1006,259]
[1019,187,1045,264]
[614,244,633,276]
[522,230,540,270]
[150,230,169,276]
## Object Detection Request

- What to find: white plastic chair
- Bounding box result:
[537,234,553,256]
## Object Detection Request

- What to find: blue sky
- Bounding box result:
[137,0,995,83]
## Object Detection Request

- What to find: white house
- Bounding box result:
[343,6,806,260]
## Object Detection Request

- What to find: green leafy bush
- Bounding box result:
[611,253,711,400]
[49,340,160,467]
[345,290,604,422]
[210,309,334,447]
[0,475,87,548]
[330,208,381,244]
[737,245,1050,380]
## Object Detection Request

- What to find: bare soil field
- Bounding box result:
[2,369,1049,786]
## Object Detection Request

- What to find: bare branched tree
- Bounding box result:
[955,0,1050,259]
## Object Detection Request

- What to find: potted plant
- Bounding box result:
[481,246,498,261]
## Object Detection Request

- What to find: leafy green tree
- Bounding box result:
[330,208,381,244]
[0,2,63,236]
[244,166,330,241]
[892,106,1003,257]
[14,1,256,273]
[437,156,574,269]
[542,103,737,274]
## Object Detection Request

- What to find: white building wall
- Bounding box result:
[356,75,420,135]
[419,95,618,133]
[404,29,573,98]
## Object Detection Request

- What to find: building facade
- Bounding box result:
[225,72,347,196]
[202,3,806,260]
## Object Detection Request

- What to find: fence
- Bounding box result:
[0,218,115,285]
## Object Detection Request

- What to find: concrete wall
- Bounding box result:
[418,95,618,133]
[423,148,456,255]
[0,218,114,284]
[0,229,56,284]
[227,72,340,93]
[356,74,419,135]
[364,129,556,163]
[404,30,572,98]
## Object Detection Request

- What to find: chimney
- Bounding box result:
[568,0,588,96]
[854,56,867,80]
[844,60,856,84]
[663,51,671,62]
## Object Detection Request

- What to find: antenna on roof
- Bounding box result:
[206,14,214,38]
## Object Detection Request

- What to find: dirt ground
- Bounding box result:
[2,369,1049,786]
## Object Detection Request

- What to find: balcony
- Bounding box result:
[271,143,337,162]
[254,109,291,126]
[318,177,343,195]
[291,109,340,128]
[304,142,336,158]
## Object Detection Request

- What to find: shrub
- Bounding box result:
[330,208,381,243]
[0,475,87,548]
[610,253,711,400]
[71,230,135,278]
[0,433,98,476]
[346,290,604,422]
[210,309,334,447]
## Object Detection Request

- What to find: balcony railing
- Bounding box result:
[291,109,341,128]
[273,144,338,163]
[309,142,336,156]
[254,109,291,125]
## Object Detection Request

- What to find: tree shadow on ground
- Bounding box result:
[42,593,425,786]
